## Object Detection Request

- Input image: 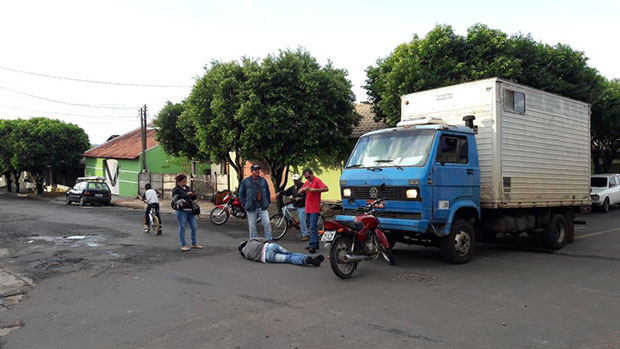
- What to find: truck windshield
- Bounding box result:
[346,129,435,168]
[591,177,608,188]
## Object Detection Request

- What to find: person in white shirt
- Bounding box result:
[139,183,162,234]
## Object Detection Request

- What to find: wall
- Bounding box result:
[145,146,210,175]
[85,157,140,197]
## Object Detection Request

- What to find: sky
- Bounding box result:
[0,0,618,144]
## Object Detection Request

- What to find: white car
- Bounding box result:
[591,174,620,212]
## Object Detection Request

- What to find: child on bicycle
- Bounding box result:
[276,174,309,241]
[137,183,162,234]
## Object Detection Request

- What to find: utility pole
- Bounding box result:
[140,105,148,172]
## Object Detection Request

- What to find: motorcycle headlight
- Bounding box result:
[342,188,351,197]
[406,189,418,199]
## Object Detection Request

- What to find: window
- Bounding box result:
[610,177,617,187]
[436,135,468,164]
[346,129,435,169]
[504,89,526,113]
[591,177,608,188]
[88,182,109,190]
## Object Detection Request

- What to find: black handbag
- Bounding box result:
[191,200,201,215]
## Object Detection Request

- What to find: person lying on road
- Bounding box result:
[238,238,324,267]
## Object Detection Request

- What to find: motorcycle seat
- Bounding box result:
[336,220,363,231]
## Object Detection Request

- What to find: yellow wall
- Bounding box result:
[307,167,342,203]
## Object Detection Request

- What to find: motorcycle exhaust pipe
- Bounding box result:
[343,254,370,262]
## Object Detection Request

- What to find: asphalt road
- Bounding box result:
[1,193,620,348]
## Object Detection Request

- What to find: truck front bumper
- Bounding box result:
[334,215,430,234]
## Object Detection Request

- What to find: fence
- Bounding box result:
[138,173,217,200]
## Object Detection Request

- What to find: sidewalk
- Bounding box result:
[111,197,216,215]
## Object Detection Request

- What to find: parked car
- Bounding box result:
[590,174,620,212]
[66,177,112,206]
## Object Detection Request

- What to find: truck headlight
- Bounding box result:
[406,189,418,199]
[591,194,599,200]
[342,188,351,197]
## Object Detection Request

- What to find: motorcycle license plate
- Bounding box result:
[321,230,336,242]
[367,199,384,208]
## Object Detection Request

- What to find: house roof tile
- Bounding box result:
[83,127,158,160]
[351,104,386,138]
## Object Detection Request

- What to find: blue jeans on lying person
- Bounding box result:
[264,243,308,266]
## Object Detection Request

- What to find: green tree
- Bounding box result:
[592,79,620,173]
[0,119,22,192]
[185,48,360,196]
[10,118,90,194]
[365,24,602,126]
[153,101,207,162]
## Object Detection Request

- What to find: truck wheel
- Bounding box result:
[440,219,475,264]
[543,213,567,250]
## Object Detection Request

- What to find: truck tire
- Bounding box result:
[543,213,567,250]
[440,219,475,264]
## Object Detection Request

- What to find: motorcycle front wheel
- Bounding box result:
[209,207,229,225]
[330,235,357,279]
[378,241,395,265]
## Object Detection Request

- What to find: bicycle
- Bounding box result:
[269,203,327,240]
[144,207,161,235]
[136,193,162,235]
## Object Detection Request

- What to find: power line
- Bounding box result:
[0,104,136,120]
[0,86,137,110]
[0,65,193,88]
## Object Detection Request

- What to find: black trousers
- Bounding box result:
[145,203,161,227]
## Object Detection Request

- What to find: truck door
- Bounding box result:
[432,133,476,221]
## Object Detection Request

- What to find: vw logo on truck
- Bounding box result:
[369,187,379,199]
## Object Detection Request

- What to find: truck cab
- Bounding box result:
[336,120,481,262]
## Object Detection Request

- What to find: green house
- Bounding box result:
[83,127,208,197]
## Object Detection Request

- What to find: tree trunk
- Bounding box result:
[12,170,20,193]
[33,172,45,194]
[2,171,12,192]
[267,162,289,210]
[226,152,245,191]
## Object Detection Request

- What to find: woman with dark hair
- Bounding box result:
[172,174,203,251]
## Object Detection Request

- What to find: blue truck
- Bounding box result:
[336,78,591,263]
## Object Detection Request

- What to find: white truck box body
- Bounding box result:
[400,78,591,209]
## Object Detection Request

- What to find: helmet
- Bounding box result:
[292,174,301,181]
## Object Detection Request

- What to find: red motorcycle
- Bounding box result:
[209,193,248,225]
[321,198,395,279]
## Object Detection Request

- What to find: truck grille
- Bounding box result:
[346,186,418,201]
[342,209,421,220]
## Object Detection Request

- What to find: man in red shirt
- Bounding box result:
[299,168,329,253]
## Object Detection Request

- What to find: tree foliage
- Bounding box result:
[366,24,602,125]
[183,48,360,193]
[592,79,620,173]
[153,101,208,165]
[2,118,90,193]
[0,119,20,192]
[365,23,619,171]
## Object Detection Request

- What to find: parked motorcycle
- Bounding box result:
[209,193,248,225]
[321,198,395,279]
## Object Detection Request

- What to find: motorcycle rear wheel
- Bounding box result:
[330,235,357,279]
[209,207,229,225]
